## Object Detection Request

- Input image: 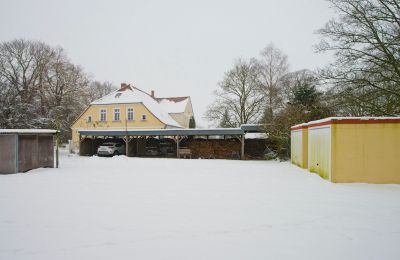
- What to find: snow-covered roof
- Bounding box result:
[245,133,268,139]
[0,129,58,134]
[291,117,400,130]
[157,98,189,114]
[90,87,182,128]
[307,117,400,125]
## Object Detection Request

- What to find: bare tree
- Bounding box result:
[256,43,289,122]
[206,58,264,127]
[87,81,116,102]
[316,0,400,116]
[0,39,95,141]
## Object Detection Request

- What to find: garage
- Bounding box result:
[0,129,58,174]
[291,117,400,184]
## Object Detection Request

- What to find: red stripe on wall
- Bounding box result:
[305,118,400,129]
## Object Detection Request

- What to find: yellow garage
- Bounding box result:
[290,123,308,169]
[297,117,400,184]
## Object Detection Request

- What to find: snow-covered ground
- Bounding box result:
[1,153,400,260]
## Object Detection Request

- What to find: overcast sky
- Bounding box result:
[1,0,334,127]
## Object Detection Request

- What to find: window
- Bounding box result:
[127,108,134,121]
[87,116,92,123]
[141,114,147,121]
[100,109,107,121]
[114,108,120,121]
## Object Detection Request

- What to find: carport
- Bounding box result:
[0,129,58,174]
[77,125,264,159]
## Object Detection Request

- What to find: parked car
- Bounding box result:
[97,142,126,156]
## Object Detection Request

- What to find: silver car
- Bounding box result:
[97,142,126,156]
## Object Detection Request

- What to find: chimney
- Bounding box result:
[119,83,132,91]
[151,90,155,97]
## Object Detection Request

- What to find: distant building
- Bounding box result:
[71,83,194,149]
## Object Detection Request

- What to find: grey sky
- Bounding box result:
[1,0,334,127]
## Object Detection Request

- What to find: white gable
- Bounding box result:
[90,88,182,128]
[157,98,189,114]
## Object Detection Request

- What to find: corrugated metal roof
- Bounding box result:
[78,128,245,136]
[0,129,58,134]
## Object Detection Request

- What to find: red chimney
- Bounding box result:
[119,83,132,91]
[151,90,155,97]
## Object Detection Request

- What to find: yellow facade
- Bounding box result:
[71,103,166,148]
[332,123,400,184]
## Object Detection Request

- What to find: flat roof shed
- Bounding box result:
[0,129,58,174]
[77,125,264,159]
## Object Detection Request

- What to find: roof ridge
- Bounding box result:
[132,86,157,100]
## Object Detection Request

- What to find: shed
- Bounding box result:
[290,123,308,169]
[0,129,58,174]
[295,117,400,184]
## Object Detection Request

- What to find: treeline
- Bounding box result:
[0,39,116,141]
[206,0,400,158]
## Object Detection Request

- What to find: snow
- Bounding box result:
[0,129,58,134]
[1,153,400,260]
[90,88,182,128]
[245,132,268,139]
[157,98,189,114]
[306,116,400,125]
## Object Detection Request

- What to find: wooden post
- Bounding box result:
[176,136,180,158]
[124,135,131,157]
[136,136,139,157]
[126,136,129,156]
[241,134,245,160]
[15,134,19,173]
[56,133,59,168]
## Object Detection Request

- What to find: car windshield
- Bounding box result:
[101,143,115,147]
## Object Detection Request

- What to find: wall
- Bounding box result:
[291,127,308,169]
[71,103,166,148]
[308,126,331,180]
[18,135,54,172]
[302,128,308,169]
[169,99,194,128]
[332,123,400,183]
[0,135,17,174]
[291,130,303,167]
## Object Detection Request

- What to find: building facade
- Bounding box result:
[71,83,194,149]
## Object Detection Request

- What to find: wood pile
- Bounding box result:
[183,139,241,159]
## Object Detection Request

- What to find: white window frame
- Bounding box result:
[141,114,147,121]
[100,109,107,122]
[113,108,120,121]
[127,108,134,121]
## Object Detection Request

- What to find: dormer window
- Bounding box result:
[115,93,122,98]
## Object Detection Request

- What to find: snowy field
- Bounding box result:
[1,153,400,260]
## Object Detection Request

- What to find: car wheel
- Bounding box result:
[113,151,119,156]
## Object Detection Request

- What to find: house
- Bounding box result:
[71,83,195,150]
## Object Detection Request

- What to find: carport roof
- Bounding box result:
[78,128,245,137]
[0,129,58,134]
